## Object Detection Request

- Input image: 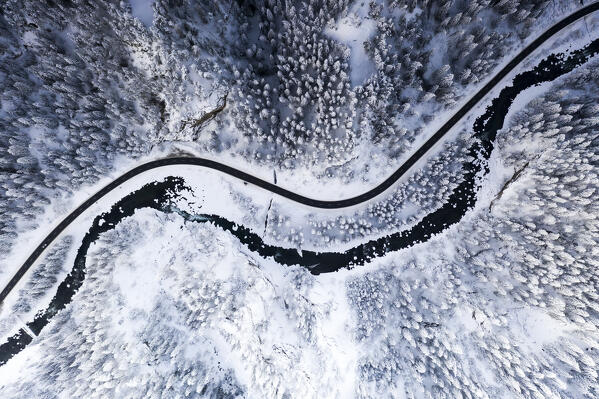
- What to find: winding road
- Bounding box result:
[1,1,598,305]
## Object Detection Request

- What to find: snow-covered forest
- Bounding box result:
[0,0,584,266]
[1,0,599,398]
[1,55,599,397]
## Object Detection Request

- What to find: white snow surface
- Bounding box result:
[3,59,599,393]
[325,14,376,86]
[1,3,599,398]
[129,0,155,28]
[1,163,598,397]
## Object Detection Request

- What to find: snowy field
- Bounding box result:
[1,1,599,398]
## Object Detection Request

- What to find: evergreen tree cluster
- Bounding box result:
[346,60,599,399]
[0,1,164,258]
[0,0,576,260]
[264,131,472,249]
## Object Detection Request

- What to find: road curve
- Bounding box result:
[1,2,598,305]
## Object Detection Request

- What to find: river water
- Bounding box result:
[1,37,598,365]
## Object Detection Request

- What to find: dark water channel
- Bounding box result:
[1,38,598,365]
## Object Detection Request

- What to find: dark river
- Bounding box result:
[1,37,598,365]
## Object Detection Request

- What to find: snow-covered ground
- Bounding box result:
[1,0,597,284]
[1,2,599,397]
[124,0,595,200]
[4,8,598,294]
[2,120,598,396]
[129,5,599,203]
[2,54,599,396]
[129,0,155,28]
[324,2,377,86]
